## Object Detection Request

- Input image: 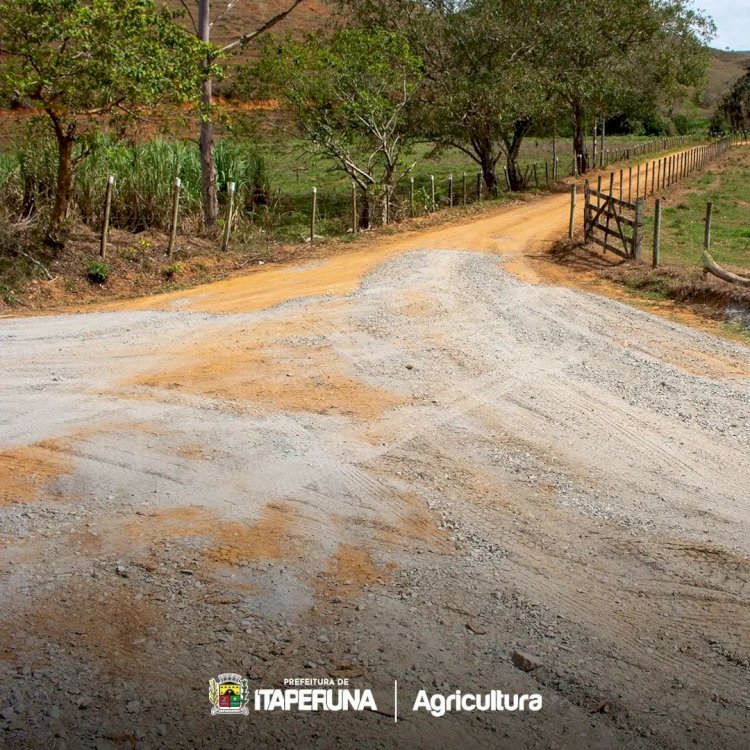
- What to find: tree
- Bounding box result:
[348,0,549,192]
[182,0,305,231]
[259,28,422,227]
[423,0,550,191]
[717,68,750,134]
[0,0,205,247]
[537,0,713,173]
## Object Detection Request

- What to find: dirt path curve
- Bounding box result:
[1,165,749,749]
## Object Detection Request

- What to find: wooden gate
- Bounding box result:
[584,182,644,260]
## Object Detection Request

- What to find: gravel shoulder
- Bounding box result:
[0,192,749,749]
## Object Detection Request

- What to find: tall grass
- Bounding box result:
[0,135,269,232]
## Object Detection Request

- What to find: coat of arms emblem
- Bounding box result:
[209,673,250,715]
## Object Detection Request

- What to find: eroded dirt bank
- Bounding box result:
[0,192,748,749]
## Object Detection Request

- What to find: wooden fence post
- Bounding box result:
[310,186,317,242]
[628,166,632,204]
[100,175,115,259]
[462,172,467,204]
[448,174,454,207]
[645,161,649,196]
[652,198,661,268]
[568,183,577,239]
[636,164,641,199]
[167,176,181,259]
[704,201,713,250]
[633,197,645,260]
[604,173,615,250]
[656,160,661,193]
[430,175,435,211]
[409,177,415,217]
[352,182,358,233]
[583,179,590,241]
[221,181,236,252]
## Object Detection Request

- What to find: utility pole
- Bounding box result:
[194,0,304,231]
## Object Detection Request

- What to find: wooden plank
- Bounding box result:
[584,197,636,227]
[600,211,636,228]
[587,189,638,211]
[609,200,630,254]
[589,220,631,242]
[590,235,631,258]
[585,195,610,230]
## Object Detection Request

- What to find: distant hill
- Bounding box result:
[163,0,335,48]
[705,49,750,108]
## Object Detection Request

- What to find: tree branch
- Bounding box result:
[178,0,198,34]
[220,0,305,55]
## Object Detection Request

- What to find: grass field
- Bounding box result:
[641,145,750,272]
[258,134,688,239]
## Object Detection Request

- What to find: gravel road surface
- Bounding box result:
[1,192,748,749]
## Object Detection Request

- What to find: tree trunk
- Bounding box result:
[47,134,75,249]
[380,189,390,225]
[359,191,372,230]
[572,101,588,174]
[198,0,219,231]
[505,118,530,191]
[479,152,498,193]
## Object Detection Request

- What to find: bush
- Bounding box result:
[162,262,182,279]
[0,134,270,233]
[86,260,109,283]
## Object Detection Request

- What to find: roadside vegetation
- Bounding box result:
[0,0,735,310]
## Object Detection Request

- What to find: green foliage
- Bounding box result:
[257,28,422,226]
[709,110,729,137]
[353,0,552,190]
[86,260,109,284]
[671,114,692,136]
[717,69,750,133]
[0,135,268,231]
[163,263,183,279]
[0,0,208,237]
[535,0,713,166]
[0,0,206,115]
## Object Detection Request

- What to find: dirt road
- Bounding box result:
[1,186,748,749]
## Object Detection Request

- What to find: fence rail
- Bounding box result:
[579,136,734,262]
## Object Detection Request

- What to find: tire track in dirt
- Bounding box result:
[0,156,748,748]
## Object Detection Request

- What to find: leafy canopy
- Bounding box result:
[0,0,207,128]
[258,27,422,225]
[259,28,422,194]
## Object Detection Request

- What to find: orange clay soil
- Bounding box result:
[50,145,742,350]
[123,298,407,419]
[0,438,73,506]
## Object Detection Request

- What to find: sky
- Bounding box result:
[701,0,750,50]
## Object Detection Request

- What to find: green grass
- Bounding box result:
[641,146,750,272]
[0,130,711,249]
[261,134,675,195]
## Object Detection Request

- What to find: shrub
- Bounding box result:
[86,260,109,283]
[163,262,182,279]
[0,133,269,233]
